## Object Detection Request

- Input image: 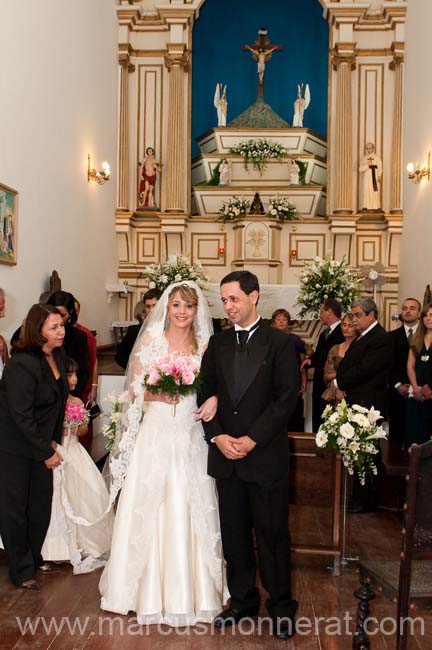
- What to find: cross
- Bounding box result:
[242,28,283,99]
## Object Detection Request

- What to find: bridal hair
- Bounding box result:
[411,303,432,355]
[167,284,199,354]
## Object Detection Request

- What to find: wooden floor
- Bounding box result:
[1,507,431,649]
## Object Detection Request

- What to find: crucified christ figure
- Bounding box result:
[242,28,283,99]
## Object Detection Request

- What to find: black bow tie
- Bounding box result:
[237,330,249,347]
[236,320,261,347]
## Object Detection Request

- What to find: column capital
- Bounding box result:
[331,44,357,71]
[164,43,190,71]
[118,51,135,73]
[389,55,404,71]
[389,42,404,70]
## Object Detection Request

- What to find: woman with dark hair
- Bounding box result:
[406,303,432,449]
[0,304,68,590]
[270,308,307,431]
[47,291,89,399]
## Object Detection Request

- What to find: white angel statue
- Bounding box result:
[292,83,311,127]
[214,83,228,127]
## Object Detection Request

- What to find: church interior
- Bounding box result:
[1,0,432,647]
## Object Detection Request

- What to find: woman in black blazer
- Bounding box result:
[0,304,68,590]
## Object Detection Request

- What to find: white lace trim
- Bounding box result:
[48,466,108,574]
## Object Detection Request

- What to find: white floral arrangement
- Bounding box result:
[217,195,249,223]
[267,195,297,222]
[102,391,128,452]
[296,253,361,317]
[144,254,209,292]
[230,139,287,174]
[316,400,387,485]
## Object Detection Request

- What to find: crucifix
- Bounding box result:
[242,28,283,99]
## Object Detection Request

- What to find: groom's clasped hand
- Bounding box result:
[214,434,256,459]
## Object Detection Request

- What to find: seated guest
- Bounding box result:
[0,304,67,590]
[0,288,9,378]
[389,298,421,448]
[47,291,89,399]
[115,288,162,370]
[336,298,392,513]
[322,313,358,406]
[271,308,307,430]
[405,303,432,449]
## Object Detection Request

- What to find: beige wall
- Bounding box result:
[0,0,119,345]
[399,0,431,305]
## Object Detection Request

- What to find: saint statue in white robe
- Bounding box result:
[359,143,382,210]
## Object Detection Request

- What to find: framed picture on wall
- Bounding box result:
[0,182,18,265]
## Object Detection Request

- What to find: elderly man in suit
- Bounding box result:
[389,298,421,447]
[200,271,299,639]
[336,297,393,512]
[302,298,344,432]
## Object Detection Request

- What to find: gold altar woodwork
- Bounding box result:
[114,0,406,330]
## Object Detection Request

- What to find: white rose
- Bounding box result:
[316,430,328,448]
[340,423,355,439]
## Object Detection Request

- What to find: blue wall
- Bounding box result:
[191,0,328,157]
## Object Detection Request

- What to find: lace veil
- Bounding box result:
[105,280,213,509]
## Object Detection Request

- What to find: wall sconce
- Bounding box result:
[88,154,111,184]
[406,153,430,184]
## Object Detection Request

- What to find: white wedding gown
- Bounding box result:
[41,431,113,573]
[99,344,227,626]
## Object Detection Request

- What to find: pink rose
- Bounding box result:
[181,370,195,385]
[147,369,161,385]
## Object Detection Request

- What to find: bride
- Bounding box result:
[99,281,227,626]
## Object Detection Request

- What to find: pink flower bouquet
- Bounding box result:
[144,353,202,399]
[64,402,90,430]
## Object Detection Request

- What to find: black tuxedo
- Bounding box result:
[115,324,140,370]
[336,323,392,510]
[200,322,299,619]
[388,326,411,445]
[0,350,68,585]
[310,323,344,432]
[336,323,392,417]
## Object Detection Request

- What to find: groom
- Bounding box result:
[200,271,299,639]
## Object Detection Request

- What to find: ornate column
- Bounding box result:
[389,46,404,214]
[164,44,189,213]
[117,50,135,211]
[331,49,356,214]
